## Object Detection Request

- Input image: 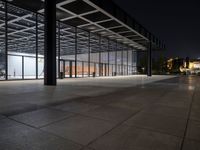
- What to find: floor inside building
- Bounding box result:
[0,75,199,150]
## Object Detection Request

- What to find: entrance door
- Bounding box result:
[62,60,75,78]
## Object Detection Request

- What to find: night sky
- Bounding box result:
[112,0,200,59]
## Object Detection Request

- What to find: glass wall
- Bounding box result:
[0,1,5,80]
[7,4,36,79]
[77,29,89,77]
[123,48,128,75]
[59,23,75,78]
[109,40,116,76]
[37,15,44,79]
[128,49,132,75]
[116,43,122,75]
[0,1,138,81]
[90,33,100,77]
[132,50,137,74]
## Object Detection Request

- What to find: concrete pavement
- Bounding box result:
[0,75,199,150]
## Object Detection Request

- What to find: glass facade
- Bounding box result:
[0,1,5,80]
[0,1,138,81]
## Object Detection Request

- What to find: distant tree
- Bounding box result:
[152,54,167,74]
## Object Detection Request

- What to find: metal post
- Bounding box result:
[22,56,24,79]
[94,62,96,77]
[36,13,38,79]
[69,61,72,78]
[82,61,84,77]
[127,49,128,75]
[115,42,117,76]
[99,36,101,76]
[5,2,8,80]
[88,32,91,77]
[58,22,61,79]
[107,39,110,76]
[147,41,152,76]
[44,0,57,85]
[121,47,123,75]
[131,50,133,75]
[63,60,65,78]
[75,27,77,78]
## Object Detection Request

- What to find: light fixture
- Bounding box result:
[0,2,4,8]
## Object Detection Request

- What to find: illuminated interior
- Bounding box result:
[0,0,164,80]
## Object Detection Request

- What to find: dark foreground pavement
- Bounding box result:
[0,75,199,150]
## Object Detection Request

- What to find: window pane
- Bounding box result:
[0,1,5,80]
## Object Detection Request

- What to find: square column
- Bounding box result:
[147,41,152,76]
[44,0,57,85]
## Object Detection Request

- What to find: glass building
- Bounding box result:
[0,0,164,82]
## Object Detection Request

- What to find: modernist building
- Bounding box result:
[0,0,165,85]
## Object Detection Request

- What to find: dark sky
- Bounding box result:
[112,0,200,59]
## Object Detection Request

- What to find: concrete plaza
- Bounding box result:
[0,75,199,150]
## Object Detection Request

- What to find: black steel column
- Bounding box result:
[5,2,8,80]
[63,60,65,78]
[99,36,101,76]
[132,50,134,75]
[115,42,117,75]
[88,32,91,77]
[127,49,128,75]
[121,47,123,75]
[75,28,77,78]
[94,62,96,77]
[69,61,72,78]
[107,39,109,76]
[147,41,152,76]
[58,22,61,79]
[22,56,24,79]
[82,62,84,77]
[36,13,38,79]
[44,0,57,85]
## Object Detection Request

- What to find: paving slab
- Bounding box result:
[190,105,200,122]
[107,100,144,111]
[53,101,100,113]
[116,94,159,105]
[79,94,125,105]
[10,108,74,128]
[0,103,44,116]
[83,105,137,123]
[140,104,189,119]
[81,147,94,150]
[183,139,200,150]
[89,125,182,150]
[156,97,191,109]
[41,115,116,145]
[0,115,6,120]
[0,119,82,150]
[124,113,187,137]
[0,75,197,150]
[186,120,200,141]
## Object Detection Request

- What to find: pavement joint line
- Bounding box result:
[180,86,196,150]
[84,108,142,147]
[83,88,173,147]
[37,113,78,129]
[0,86,135,117]
[6,117,84,149]
[184,137,200,143]
[125,123,184,139]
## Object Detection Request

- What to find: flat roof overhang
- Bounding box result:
[1,0,165,52]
